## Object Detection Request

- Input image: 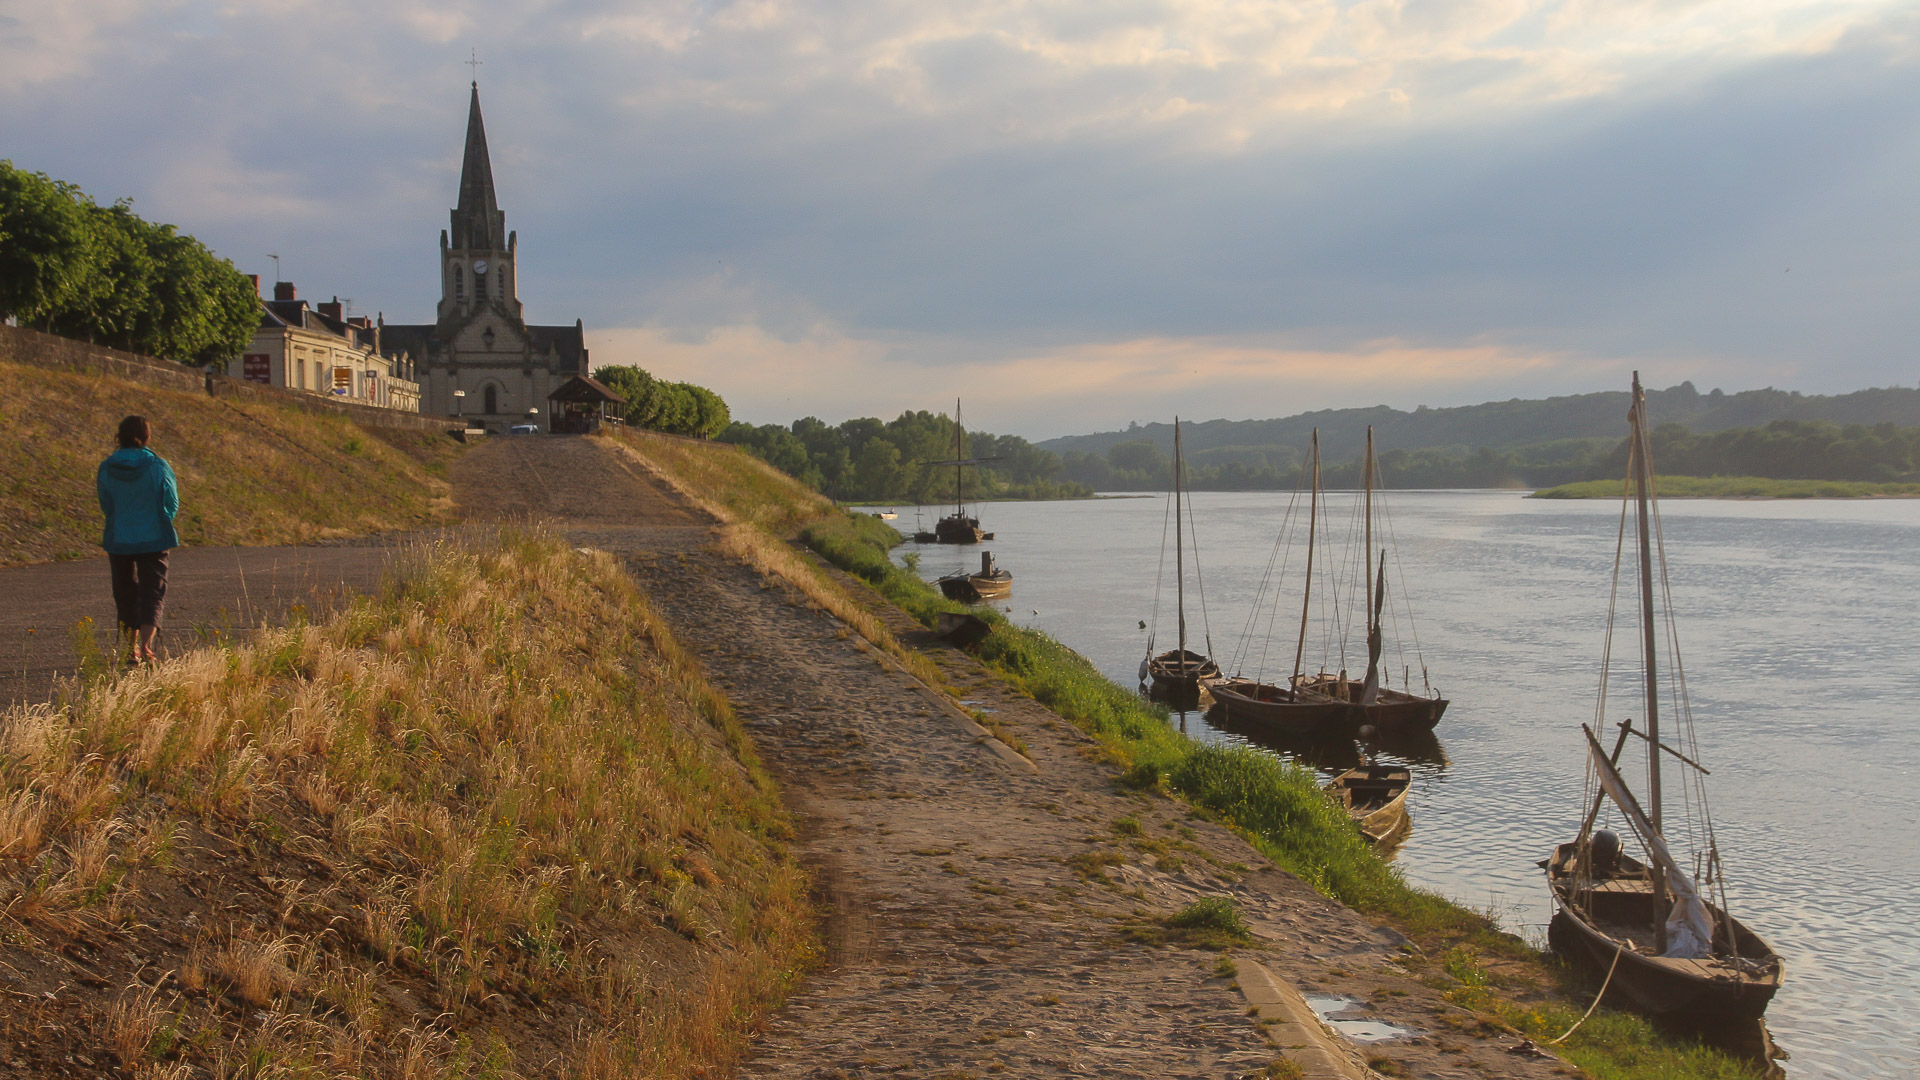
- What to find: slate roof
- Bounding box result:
[548,374,625,404]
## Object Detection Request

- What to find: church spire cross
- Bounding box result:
[466,49,482,85]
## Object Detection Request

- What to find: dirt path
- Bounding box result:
[0,542,402,706]
[462,438,1566,1080]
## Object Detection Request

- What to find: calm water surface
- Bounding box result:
[900,492,1920,1079]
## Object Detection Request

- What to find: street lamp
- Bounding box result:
[453,389,466,419]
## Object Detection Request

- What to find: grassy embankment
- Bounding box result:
[0,528,812,1076]
[1533,475,1920,499]
[600,428,1762,1080]
[0,358,464,567]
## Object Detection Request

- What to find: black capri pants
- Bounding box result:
[108,551,170,630]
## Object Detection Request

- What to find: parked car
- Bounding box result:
[508,423,539,435]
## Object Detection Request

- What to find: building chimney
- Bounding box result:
[318,297,344,322]
[274,281,297,301]
[246,274,260,296]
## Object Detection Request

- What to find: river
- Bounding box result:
[900,491,1919,1080]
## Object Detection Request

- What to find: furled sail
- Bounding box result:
[1583,726,1716,958]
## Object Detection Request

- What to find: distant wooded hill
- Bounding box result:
[1038,382,1920,467]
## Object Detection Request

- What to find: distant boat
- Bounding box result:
[1209,429,1353,731]
[1212,426,1447,734]
[1302,426,1448,731]
[1324,764,1411,849]
[913,398,999,544]
[937,551,1013,603]
[1144,417,1221,700]
[1542,373,1782,1025]
[876,509,898,520]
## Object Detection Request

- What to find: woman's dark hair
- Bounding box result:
[116,415,150,449]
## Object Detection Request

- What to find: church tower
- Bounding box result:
[438,84,522,324]
[383,81,589,429]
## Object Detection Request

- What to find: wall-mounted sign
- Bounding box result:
[333,366,352,394]
[242,354,271,384]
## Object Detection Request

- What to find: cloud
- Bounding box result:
[3,0,1917,438]
[591,321,1612,435]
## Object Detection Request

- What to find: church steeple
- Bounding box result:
[438,81,519,324]
[451,83,505,250]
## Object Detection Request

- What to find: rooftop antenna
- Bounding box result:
[339,297,353,318]
[466,49,482,85]
[268,253,281,282]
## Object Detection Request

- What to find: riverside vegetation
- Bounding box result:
[599,428,1764,1080]
[0,358,463,567]
[0,527,812,1077]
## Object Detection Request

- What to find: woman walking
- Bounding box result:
[97,415,179,664]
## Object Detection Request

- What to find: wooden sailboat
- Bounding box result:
[1289,427,1448,731]
[1542,373,1782,1023]
[1211,429,1353,731]
[937,551,1013,602]
[1324,764,1412,849]
[1144,418,1221,698]
[913,399,999,544]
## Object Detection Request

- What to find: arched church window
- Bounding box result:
[454,265,464,300]
[483,385,499,414]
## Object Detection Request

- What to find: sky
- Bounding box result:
[3,0,1918,438]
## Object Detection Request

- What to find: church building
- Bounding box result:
[384,84,589,429]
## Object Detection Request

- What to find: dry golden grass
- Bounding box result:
[0,359,464,566]
[0,526,812,1077]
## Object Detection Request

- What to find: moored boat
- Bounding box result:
[1324,764,1411,848]
[1541,372,1783,1025]
[1142,417,1220,700]
[914,399,999,544]
[937,551,1012,602]
[1208,676,1350,732]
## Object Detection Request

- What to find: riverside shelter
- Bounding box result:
[547,375,626,434]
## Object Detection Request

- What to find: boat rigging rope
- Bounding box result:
[1231,479,1304,680]
[1146,479,1175,662]
[1549,938,1626,1045]
[1184,483,1217,661]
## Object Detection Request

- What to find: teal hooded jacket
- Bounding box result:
[97,447,180,554]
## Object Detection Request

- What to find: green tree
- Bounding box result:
[0,161,93,325]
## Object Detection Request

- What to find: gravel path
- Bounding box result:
[464,438,1566,1080]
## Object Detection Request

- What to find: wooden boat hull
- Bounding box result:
[1293,675,1448,731]
[937,570,1012,602]
[1325,765,1411,848]
[916,514,992,544]
[1208,678,1352,732]
[1544,843,1782,1023]
[1146,649,1220,694]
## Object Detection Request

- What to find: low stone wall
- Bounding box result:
[0,324,460,436]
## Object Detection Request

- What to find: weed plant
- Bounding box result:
[0,527,811,1077]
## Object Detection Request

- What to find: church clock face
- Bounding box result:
[472,259,488,274]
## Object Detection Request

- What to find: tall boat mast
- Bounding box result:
[953,397,966,519]
[1630,373,1670,952]
[1364,426,1374,629]
[1292,430,1320,686]
[1174,419,1188,676]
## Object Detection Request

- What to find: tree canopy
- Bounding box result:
[720,410,1091,502]
[592,365,732,439]
[0,161,258,366]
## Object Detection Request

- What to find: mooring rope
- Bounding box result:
[1550,938,1626,1045]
